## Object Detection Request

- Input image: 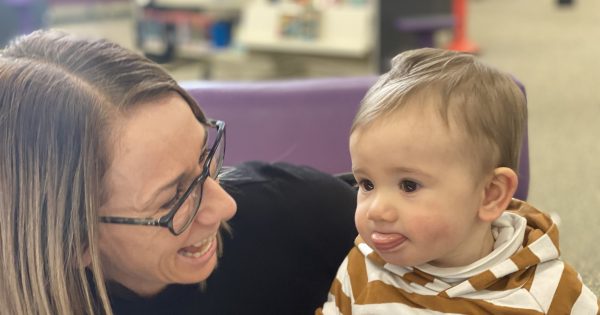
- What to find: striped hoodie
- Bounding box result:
[317,200,598,314]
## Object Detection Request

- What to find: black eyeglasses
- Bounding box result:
[99,119,226,236]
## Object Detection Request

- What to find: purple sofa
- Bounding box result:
[182,76,529,200]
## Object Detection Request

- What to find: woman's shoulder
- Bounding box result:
[207,161,358,315]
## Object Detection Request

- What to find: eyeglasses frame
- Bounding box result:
[98,119,226,236]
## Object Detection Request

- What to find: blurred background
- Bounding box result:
[2,0,599,295]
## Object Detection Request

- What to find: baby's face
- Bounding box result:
[350,104,491,268]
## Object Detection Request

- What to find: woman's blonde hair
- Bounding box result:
[352,48,527,175]
[0,30,206,315]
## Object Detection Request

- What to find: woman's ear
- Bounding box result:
[82,247,92,267]
[478,167,518,222]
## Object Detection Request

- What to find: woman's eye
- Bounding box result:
[162,188,184,209]
[399,180,420,193]
[198,149,209,165]
[358,179,375,192]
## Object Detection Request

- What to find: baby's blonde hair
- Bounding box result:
[352,48,527,176]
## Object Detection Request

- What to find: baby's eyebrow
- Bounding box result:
[351,165,365,174]
[390,166,434,179]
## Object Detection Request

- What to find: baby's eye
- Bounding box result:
[399,180,420,193]
[358,179,375,192]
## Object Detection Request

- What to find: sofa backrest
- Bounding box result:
[182,76,376,174]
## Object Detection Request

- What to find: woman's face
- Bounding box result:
[98,93,236,296]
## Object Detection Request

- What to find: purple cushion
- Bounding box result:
[395,15,454,32]
[182,77,377,175]
[515,81,530,200]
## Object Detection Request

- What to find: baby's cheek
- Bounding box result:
[408,214,452,243]
[354,207,369,236]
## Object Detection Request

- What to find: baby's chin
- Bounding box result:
[365,240,438,268]
[376,251,428,268]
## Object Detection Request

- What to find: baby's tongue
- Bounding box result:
[371,232,406,250]
[372,232,404,243]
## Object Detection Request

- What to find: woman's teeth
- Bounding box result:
[179,234,216,258]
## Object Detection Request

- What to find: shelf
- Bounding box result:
[138,0,245,13]
[236,0,375,58]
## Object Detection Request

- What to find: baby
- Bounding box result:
[318,48,598,314]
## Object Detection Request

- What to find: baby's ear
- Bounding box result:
[478,167,518,222]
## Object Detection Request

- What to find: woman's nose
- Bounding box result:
[366,194,398,223]
[195,177,237,226]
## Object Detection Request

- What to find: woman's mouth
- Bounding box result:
[370,232,407,252]
[178,233,216,258]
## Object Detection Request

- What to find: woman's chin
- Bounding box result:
[174,251,218,284]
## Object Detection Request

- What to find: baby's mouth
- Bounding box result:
[178,233,216,258]
[371,232,407,251]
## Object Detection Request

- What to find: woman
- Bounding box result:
[0,30,236,314]
[1,29,360,315]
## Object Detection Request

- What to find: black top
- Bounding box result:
[108,161,358,315]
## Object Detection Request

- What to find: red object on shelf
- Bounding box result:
[447,0,479,53]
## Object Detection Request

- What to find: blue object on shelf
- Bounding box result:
[211,21,232,48]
